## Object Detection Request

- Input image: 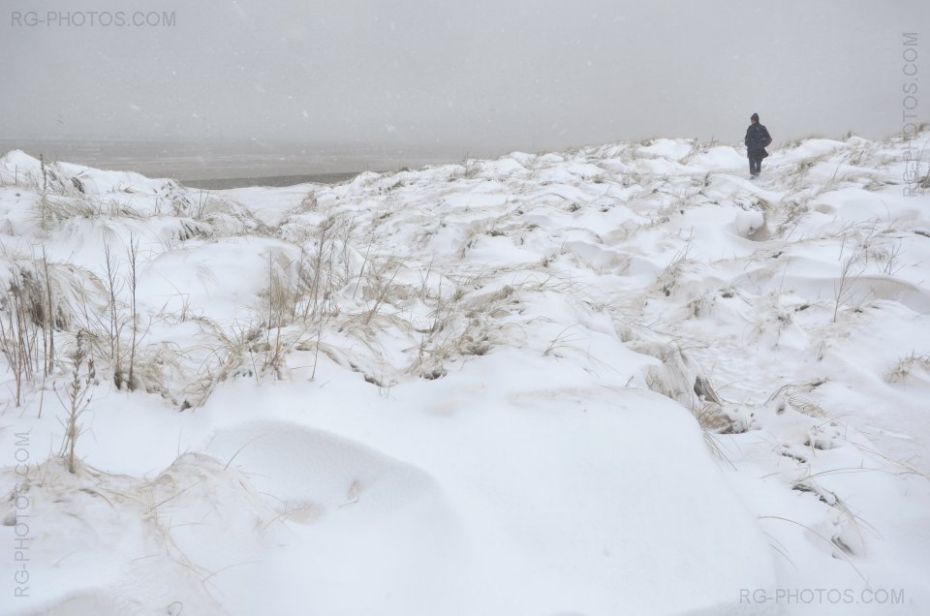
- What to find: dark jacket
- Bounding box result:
[745,123,772,158]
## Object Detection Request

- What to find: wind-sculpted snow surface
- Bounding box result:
[0,134,929,615]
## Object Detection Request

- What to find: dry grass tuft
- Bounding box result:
[885,352,930,384]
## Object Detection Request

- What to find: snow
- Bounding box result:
[735,210,766,237]
[1,132,929,615]
[638,138,694,161]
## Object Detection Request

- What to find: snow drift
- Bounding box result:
[1,133,929,615]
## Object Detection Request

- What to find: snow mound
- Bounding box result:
[203,420,448,514]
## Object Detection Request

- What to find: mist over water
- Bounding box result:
[0,138,473,183]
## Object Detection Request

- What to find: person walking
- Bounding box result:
[744,113,772,178]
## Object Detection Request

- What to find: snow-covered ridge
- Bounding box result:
[1,134,929,615]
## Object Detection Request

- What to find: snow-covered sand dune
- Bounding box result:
[1,134,929,615]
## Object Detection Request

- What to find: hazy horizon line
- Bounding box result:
[1,127,913,152]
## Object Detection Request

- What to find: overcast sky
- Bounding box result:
[2,0,927,153]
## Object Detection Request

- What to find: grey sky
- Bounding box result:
[1,0,927,154]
